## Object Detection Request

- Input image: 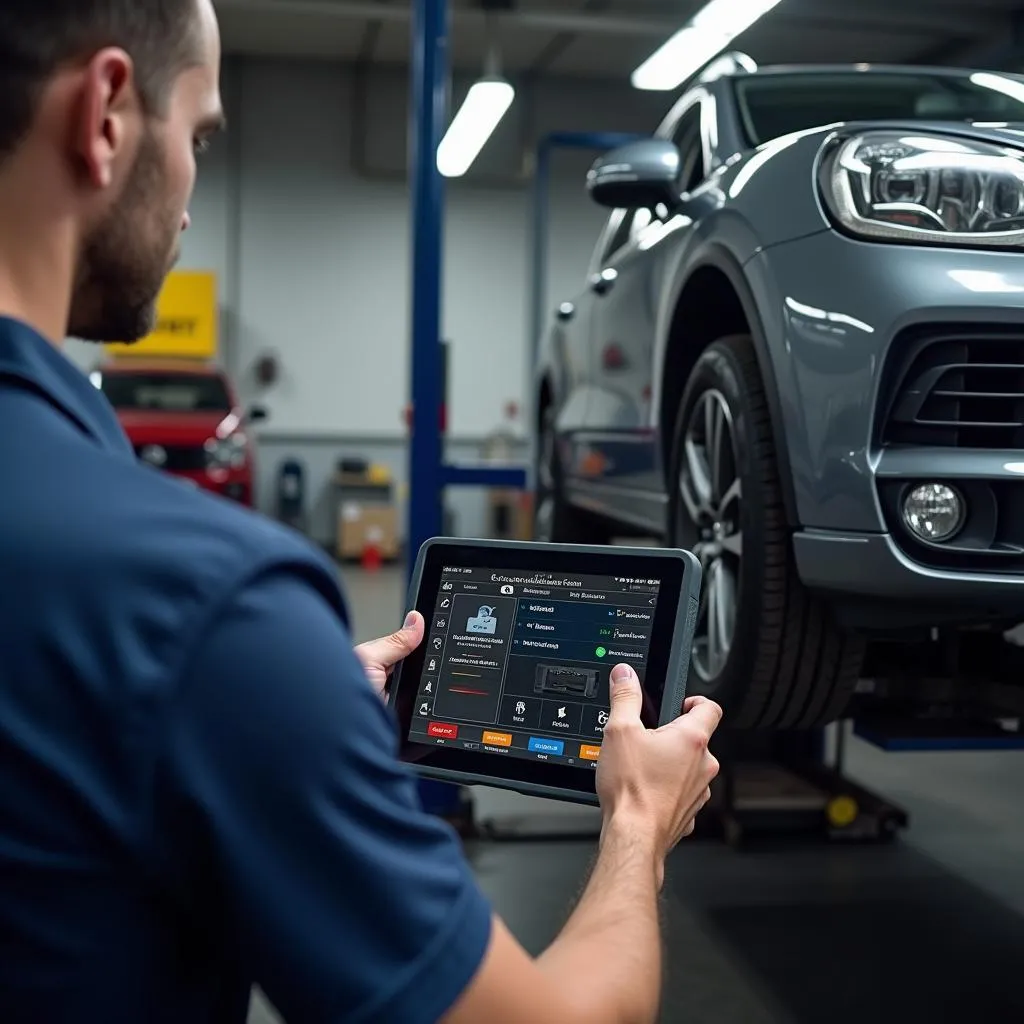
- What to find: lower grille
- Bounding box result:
[134,444,206,472]
[881,328,1024,449]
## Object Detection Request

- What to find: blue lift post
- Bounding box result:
[407,0,527,821]
[407,0,529,566]
[407,0,448,559]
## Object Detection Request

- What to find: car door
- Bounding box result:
[547,268,599,439]
[551,205,648,505]
[576,97,708,528]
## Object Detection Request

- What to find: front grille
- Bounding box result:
[881,328,1024,449]
[134,444,206,472]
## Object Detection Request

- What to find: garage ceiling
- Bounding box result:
[213,0,1024,81]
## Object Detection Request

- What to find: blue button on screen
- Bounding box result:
[528,737,565,756]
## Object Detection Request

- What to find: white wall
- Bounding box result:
[227,59,666,439]
[71,58,670,542]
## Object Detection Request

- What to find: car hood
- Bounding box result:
[116,409,237,446]
[837,119,1024,150]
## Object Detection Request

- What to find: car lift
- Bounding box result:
[407,0,527,825]
[405,0,1014,846]
[694,728,907,848]
[697,649,1024,847]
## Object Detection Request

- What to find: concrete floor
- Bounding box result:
[249,565,1024,1023]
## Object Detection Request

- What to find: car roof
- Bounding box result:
[100,358,223,377]
[709,58,1024,85]
[748,63,1024,80]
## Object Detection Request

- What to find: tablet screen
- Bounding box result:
[407,564,663,772]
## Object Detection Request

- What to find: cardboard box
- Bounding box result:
[488,489,534,541]
[337,502,400,561]
[334,468,393,505]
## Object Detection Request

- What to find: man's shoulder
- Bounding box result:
[107,461,343,605]
[9,449,348,652]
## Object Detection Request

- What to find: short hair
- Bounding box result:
[0,0,201,162]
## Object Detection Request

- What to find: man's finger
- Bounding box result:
[673,696,723,738]
[607,663,644,723]
[356,611,425,669]
[683,695,714,714]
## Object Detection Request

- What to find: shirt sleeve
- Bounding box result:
[154,565,493,1024]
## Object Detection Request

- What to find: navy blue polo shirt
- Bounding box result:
[0,318,492,1023]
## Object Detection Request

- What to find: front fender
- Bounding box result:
[652,214,803,527]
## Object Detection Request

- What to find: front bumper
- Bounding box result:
[172,467,253,506]
[795,528,1024,628]
[749,231,1024,613]
[749,230,1024,534]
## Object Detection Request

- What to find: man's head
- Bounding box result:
[0,0,224,342]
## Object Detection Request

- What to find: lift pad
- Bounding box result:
[854,715,1024,752]
[696,759,909,847]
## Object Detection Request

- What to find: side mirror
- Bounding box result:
[586,139,681,210]
[247,405,269,424]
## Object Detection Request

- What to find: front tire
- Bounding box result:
[668,334,863,729]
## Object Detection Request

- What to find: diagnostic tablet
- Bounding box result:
[389,538,702,805]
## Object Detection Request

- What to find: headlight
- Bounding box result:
[204,434,248,470]
[820,131,1024,246]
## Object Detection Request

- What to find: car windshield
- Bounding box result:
[735,71,1024,146]
[99,372,232,413]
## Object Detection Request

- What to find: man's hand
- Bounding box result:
[354,611,425,699]
[443,665,723,1024]
[596,663,722,876]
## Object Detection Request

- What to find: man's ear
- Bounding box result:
[74,48,140,190]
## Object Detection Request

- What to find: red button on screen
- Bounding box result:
[428,722,459,740]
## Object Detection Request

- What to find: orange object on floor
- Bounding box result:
[361,542,382,572]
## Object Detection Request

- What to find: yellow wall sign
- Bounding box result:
[105,270,218,359]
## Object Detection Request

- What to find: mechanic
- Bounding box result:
[0,3,721,1023]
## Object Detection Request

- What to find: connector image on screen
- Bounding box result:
[534,664,599,700]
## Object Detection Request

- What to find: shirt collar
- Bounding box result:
[0,316,133,456]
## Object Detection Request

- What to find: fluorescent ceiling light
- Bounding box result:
[970,71,1024,105]
[632,0,783,92]
[437,78,515,178]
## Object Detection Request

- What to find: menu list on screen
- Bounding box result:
[408,567,661,770]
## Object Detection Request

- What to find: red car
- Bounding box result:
[93,359,267,506]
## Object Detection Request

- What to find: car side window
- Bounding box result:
[671,104,706,194]
[602,208,636,263]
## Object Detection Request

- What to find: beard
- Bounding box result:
[68,129,180,344]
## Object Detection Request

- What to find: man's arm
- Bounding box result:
[444,676,719,1024]
[444,822,662,1024]
[156,566,717,1024]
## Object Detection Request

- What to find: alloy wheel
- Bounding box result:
[678,389,743,684]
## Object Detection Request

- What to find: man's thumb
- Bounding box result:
[397,610,425,646]
[379,611,424,658]
[608,663,643,721]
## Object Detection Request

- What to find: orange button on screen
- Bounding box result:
[482,731,513,748]
[579,744,602,761]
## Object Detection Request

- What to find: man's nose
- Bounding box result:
[181,211,191,232]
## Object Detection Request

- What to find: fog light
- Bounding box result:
[901,483,964,542]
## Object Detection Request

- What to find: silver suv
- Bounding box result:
[536,57,1024,729]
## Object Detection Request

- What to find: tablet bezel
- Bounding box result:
[389,538,702,805]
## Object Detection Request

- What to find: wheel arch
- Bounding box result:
[658,244,799,528]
